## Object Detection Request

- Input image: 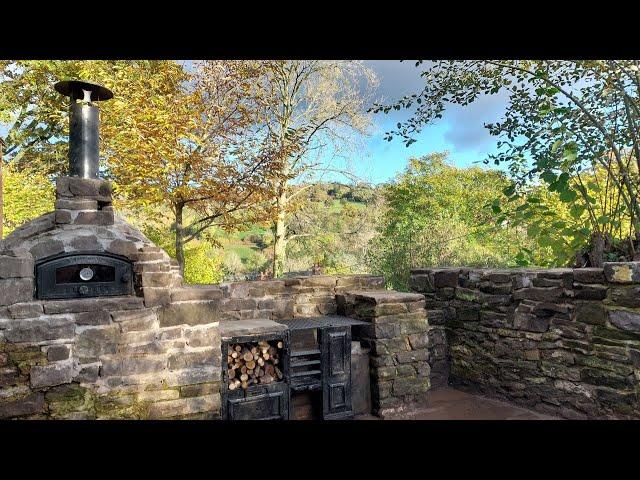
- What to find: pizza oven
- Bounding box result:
[1,79,182,308]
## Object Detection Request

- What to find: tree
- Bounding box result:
[373,60,640,264]
[499,164,636,267]
[285,182,381,274]
[0,60,284,274]
[366,153,536,290]
[0,61,92,175]
[1,162,54,236]
[99,60,284,274]
[257,61,378,277]
[0,136,4,240]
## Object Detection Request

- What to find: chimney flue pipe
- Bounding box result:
[54,80,113,179]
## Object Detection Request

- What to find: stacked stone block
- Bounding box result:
[217,274,385,322]
[338,290,431,417]
[0,268,385,419]
[0,289,222,419]
[410,263,640,419]
[54,177,115,226]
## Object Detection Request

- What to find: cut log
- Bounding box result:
[246,360,256,370]
[243,352,254,362]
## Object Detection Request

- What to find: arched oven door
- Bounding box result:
[36,252,133,300]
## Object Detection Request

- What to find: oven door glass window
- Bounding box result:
[55,264,116,284]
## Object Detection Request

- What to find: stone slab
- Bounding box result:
[219,319,287,339]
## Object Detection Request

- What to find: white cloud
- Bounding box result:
[365,60,509,153]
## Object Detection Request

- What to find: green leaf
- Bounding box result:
[502,185,516,197]
[562,143,578,162]
[541,171,557,184]
[527,224,541,237]
[569,204,586,219]
[552,220,567,229]
[559,189,578,203]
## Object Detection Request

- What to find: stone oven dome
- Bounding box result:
[3,211,154,261]
[1,176,182,307]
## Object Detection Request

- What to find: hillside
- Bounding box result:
[220,182,380,280]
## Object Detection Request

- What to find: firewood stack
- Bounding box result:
[227,340,284,391]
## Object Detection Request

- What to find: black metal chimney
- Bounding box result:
[54,80,113,179]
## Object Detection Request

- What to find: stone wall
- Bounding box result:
[410,263,640,419]
[0,174,391,420]
[0,267,385,419]
[338,290,432,417]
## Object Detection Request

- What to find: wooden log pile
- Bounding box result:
[227,340,284,391]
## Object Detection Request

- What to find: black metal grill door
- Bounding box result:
[36,252,133,300]
[227,387,289,420]
[320,326,353,419]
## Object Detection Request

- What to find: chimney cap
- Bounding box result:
[55,80,113,102]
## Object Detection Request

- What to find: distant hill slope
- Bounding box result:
[220,181,380,280]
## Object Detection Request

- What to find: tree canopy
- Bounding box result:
[373,60,640,264]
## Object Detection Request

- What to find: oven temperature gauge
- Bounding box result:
[79,267,95,281]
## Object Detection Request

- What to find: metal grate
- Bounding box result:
[275,315,368,331]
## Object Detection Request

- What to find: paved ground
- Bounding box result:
[357,387,557,420]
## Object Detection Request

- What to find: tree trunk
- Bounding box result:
[272,187,287,278]
[175,201,186,275]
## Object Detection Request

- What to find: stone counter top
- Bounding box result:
[219,319,288,339]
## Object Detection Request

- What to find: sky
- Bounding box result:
[342,60,511,184]
[1,60,512,185]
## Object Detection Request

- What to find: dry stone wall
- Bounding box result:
[0,265,384,419]
[410,263,640,419]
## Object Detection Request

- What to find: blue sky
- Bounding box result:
[343,60,511,184]
[1,60,511,185]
